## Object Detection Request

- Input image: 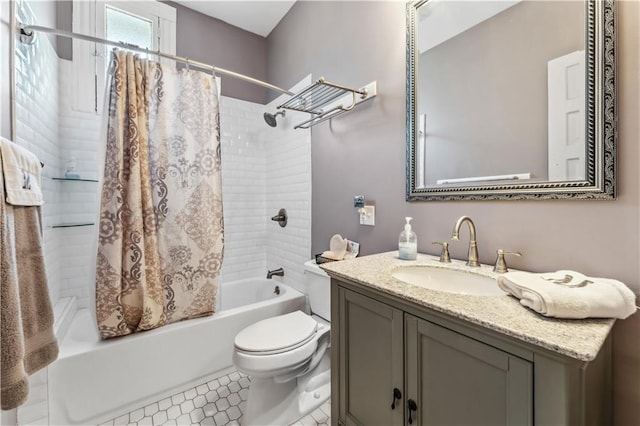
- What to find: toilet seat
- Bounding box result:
[233,311,330,377]
[235,311,318,355]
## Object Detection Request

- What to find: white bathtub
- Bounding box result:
[48,279,307,425]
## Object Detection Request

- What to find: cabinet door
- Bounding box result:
[338,288,404,426]
[406,315,533,426]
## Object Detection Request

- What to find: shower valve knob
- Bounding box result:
[270,208,288,227]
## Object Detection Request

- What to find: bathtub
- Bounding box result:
[48,279,307,426]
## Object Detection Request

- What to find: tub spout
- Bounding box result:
[267,268,284,279]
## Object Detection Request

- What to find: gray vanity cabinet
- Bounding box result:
[335,287,404,426]
[405,316,532,426]
[331,278,612,426]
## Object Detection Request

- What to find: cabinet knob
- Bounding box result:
[408,399,417,424]
[390,387,402,409]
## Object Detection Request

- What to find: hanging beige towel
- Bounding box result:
[1,139,58,410]
[0,137,44,206]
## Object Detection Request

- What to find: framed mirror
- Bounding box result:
[406,0,615,201]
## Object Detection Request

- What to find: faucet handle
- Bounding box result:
[432,241,451,263]
[493,249,522,273]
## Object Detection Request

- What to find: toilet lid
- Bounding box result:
[234,311,317,353]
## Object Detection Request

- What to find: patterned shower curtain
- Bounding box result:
[95,51,224,339]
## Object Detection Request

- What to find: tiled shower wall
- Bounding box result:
[219,78,313,294]
[13,0,62,308]
[218,97,269,282]
[56,59,102,308]
[14,0,103,312]
[265,78,313,295]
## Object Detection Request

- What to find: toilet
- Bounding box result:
[233,260,331,426]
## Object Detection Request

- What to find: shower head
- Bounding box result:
[263,110,286,127]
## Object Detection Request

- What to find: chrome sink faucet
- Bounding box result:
[451,216,480,267]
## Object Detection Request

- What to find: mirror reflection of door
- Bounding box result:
[416,113,427,188]
[547,50,585,181]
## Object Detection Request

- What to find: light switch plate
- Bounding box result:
[360,206,375,226]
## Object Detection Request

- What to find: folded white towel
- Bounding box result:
[0,137,44,206]
[497,270,637,319]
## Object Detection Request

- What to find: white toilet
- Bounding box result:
[233,260,331,426]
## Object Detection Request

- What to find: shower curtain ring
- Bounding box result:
[185,58,190,71]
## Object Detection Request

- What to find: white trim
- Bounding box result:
[96,0,176,55]
[71,0,97,113]
[436,173,531,185]
[101,0,176,24]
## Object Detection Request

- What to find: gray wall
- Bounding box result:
[267,2,639,424]
[165,1,268,103]
[55,0,72,60]
[420,1,583,183]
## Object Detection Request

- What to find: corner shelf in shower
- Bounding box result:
[50,178,98,228]
[50,222,95,229]
[277,78,377,129]
[52,177,99,182]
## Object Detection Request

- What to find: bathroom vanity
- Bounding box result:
[321,252,614,426]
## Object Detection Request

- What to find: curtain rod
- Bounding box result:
[17,23,295,97]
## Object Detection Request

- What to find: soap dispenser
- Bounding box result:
[399,217,417,260]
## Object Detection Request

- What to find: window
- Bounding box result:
[105,6,154,51]
[71,0,176,113]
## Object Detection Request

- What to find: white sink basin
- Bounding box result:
[391,265,505,297]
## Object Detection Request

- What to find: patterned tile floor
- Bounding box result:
[100,370,330,426]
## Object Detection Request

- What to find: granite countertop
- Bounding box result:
[320,251,615,362]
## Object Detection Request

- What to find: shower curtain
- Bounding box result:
[95,51,224,339]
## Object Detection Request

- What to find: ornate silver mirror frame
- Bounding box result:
[406,0,616,201]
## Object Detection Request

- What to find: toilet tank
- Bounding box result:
[304,260,331,321]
